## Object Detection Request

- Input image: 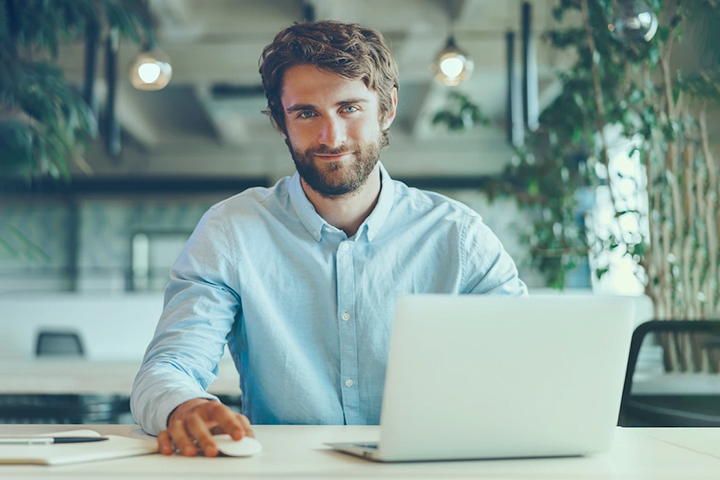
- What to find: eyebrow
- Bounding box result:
[285,98,369,113]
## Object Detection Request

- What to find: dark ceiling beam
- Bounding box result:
[0,177,272,196]
[0,175,496,197]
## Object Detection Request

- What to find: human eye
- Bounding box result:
[341,105,359,114]
[297,110,316,119]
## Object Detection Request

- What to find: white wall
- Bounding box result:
[0,293,163,361]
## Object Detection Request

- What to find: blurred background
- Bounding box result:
[1,0,719,426]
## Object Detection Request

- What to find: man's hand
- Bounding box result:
[157,398,254,457]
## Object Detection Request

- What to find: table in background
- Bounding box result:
[0,359,241,424]
[0,359,240,395]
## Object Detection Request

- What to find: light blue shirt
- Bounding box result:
[131,163,527,435]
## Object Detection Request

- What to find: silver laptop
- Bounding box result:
[326,294,635,462]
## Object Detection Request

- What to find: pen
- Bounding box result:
[0,437,109,445]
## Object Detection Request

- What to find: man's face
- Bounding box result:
[280,64,396,198]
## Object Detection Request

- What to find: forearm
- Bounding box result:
[131,362,219,436]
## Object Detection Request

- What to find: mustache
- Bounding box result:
[308,145,354,156]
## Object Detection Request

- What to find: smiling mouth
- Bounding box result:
[314,153,353,160]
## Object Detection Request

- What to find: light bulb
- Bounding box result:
[440,57,464,78]
[608,0,658,42]
[129,49,172,91]
[430,36,474,86]
[138,63,161,84]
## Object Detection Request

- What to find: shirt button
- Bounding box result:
[345,379,354,387]
[341,312,351,321]
[324,226,333,232]
[340,242,350,252]
[313,231,319,238]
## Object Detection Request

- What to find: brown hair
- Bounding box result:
[258,21,399,134]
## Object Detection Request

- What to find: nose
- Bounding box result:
[318,116,346,149]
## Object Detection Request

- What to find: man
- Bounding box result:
[131,20,527,458]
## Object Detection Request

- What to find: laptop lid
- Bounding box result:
[376,294,634,462]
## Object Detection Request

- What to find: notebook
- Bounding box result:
[0,429,158,466]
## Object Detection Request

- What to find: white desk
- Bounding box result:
[1,424,720,479]
[0,359,241,395]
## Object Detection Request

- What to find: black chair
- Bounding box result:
[35,331,85,357]
[619,320,720,427]
[0,330,131,424]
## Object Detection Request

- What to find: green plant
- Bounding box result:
[432,91,490,131]
[486,0,720,321]
[0,0,151,182]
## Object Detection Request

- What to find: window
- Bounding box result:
[131,231,192,291]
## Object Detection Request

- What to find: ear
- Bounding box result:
[381,87,398,130]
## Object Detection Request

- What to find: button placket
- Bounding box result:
[336,237,360,423]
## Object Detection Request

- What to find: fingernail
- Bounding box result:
[207,447,217,457]
[184,447,195,456]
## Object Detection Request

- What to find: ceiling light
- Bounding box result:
[608,0,658,42]
[129,49,172,91]
[431,36,474,86]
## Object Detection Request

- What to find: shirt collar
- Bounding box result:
[363,162,395,242]
[288,162,395,243]
[288,171,327,242]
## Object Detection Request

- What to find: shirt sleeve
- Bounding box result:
[130,206,241,435]
[461,212,528,296]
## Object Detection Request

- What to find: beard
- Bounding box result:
[287,128,390,199]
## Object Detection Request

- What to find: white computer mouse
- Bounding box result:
[212,435,263,457]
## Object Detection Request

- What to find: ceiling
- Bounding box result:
[54,0,581,179]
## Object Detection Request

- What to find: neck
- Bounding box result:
[301,164,382,237]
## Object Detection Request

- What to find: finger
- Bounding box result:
[168,418,197,457]
[157,430,174,456]
[201,403,245,441]
[237,414,255,438]
[186,414,218,457]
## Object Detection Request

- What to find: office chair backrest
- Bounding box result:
[35,330,85,357]
[619,320,720,426]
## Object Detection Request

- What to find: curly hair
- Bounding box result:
[258,21,399,134]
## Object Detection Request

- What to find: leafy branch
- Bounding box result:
[0,0,152,184]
